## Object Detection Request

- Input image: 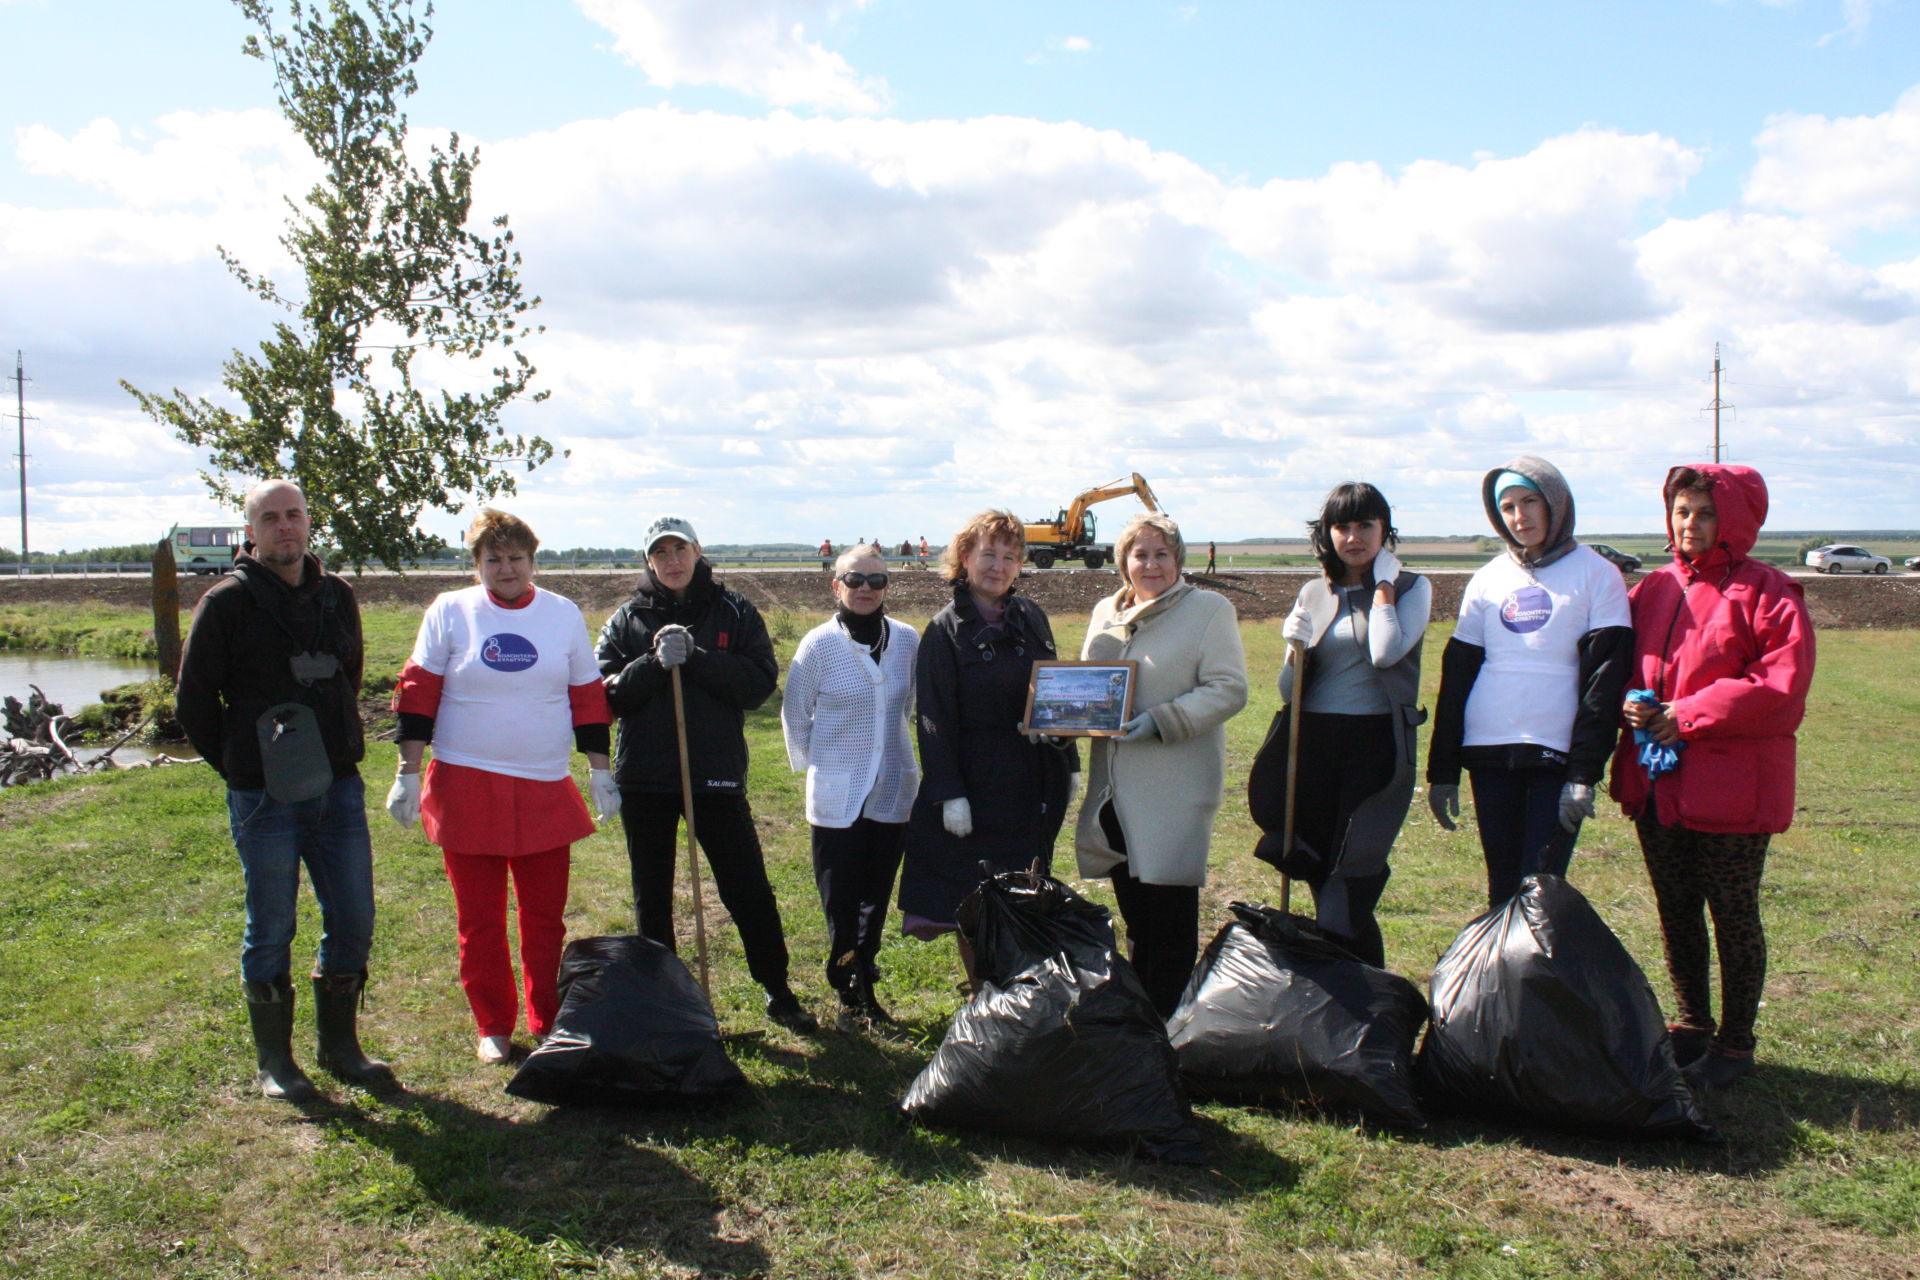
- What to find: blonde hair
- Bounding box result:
[939,510,1025,582]
[1114,512,1185,588]
[464,508,539,559]
[833,543,887,575]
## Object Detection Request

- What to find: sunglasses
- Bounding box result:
[837,571,891,590]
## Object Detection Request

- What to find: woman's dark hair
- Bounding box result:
[1668,466,1716,497]
[1307,482,1398,582]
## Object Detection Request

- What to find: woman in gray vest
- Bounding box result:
[1249,482,1428,967]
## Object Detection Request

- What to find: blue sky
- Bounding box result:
[3,0,1918,551]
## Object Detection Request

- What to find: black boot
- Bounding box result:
[244,978,318,1102]
[312,971,398,1089]
[764,985,821,1035]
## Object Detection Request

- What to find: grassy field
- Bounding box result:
[1,607,1917,1279]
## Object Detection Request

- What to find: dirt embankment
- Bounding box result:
[6,566,1919,628]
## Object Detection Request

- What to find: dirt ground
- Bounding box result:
[6,565,1919,629]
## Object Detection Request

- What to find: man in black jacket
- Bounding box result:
[176,479,395,1101]
[597,516,816,1033]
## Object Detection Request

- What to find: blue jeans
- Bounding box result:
[1468,766,1578,908]
[227,774,375,982]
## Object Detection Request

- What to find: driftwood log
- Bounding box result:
[0,686,188,787]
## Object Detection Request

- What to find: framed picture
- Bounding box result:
[1019,660,1139,737]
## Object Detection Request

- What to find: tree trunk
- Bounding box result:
[152,537,183,681]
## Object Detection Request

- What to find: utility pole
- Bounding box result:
[1706,344,1731,464]
[10,352,25,577]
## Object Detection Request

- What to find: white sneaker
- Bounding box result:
[477,1035,512,1065]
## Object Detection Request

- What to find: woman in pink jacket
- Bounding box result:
[1610,464,1814,1091]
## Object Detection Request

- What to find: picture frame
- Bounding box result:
[1019,660,1139,738]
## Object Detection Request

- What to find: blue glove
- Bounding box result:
[1626,688,1683,778]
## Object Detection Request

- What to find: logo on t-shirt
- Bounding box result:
[1499,586,1555,634]
[480,633,539,671]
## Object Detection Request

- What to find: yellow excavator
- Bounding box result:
[1023,473,1163,569]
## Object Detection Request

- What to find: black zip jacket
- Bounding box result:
[175,552,366,789]
[596,561,778,794]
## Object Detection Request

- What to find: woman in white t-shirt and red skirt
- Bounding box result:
[1424,457,1634,907]
[387,510,620,1064]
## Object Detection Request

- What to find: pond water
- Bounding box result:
[1,650,163,765]
[0,650,158,715]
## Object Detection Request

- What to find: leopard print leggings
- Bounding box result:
[1635,817,1771,1055]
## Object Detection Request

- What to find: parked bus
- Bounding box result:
[166,523,247,575]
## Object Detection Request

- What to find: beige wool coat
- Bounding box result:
[1074,581,1248,886]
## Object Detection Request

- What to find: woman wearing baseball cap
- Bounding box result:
[596,515,818,1033]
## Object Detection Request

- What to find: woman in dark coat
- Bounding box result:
[899,509,1078,987]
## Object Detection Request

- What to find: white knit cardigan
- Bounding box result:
[781,615,921,828]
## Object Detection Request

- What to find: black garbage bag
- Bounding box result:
[899,870,1206,1163]
[1416,875,1712,1141]
[1167,902,1428,1130]
[506,935,748,1107]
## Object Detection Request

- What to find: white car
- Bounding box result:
[1906,555,1920,572]
[1805,544,1891,574]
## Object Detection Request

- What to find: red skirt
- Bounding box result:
[421,759,595,857]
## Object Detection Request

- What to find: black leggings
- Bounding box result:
[1294,712,1396,966]
[1101,804,1200,1019]
[621,791,791,990]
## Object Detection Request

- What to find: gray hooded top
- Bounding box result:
[1482,455,1578,571]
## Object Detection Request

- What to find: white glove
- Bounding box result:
[942,797,973,838]
[653,624,694,667]
[1373,546,1403,586]
[1024,729,1067,746]
[386,772,421,828]
[1281,606,1313,647]
[1117,712,1158,743]
[589,768,621,822]
[1427,783,1459,832]
[1558,782,1596,833]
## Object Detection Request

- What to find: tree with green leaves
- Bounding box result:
[124,0,553,569]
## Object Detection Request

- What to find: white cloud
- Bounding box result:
[7,89,1920,549]
[1220,130,1700,332]
[1745,85,1920,228]
[1816,0,1892,45]
[576,0,888,114]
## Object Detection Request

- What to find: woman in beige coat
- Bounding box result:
[1075,513,1248,1016]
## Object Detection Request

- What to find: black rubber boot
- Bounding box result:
[312,971,398,1089]
[764,985,821,1035]
[244,978,318,1102]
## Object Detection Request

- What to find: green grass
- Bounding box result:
[0,604,166,658]
[1,609,1916,1278]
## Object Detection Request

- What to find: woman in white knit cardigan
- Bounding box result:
[1075,513,1248,1017]
[781,544,921,1030]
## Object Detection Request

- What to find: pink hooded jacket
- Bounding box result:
[1609,465,1815,833]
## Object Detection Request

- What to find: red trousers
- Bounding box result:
[441,846,570,1039]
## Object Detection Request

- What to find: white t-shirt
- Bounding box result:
[1454,544,1631,754]
[408,585,601,781]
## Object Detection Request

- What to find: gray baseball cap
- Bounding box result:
[644,515,699,552]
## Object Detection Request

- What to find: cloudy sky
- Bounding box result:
[4,0,1918,553]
